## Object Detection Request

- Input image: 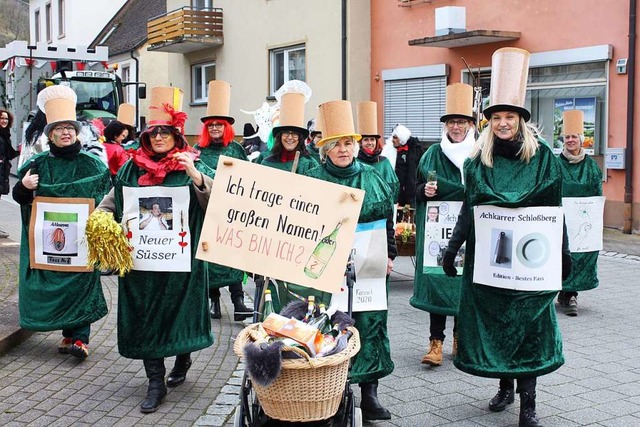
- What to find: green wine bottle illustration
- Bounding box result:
[304,221,342,279]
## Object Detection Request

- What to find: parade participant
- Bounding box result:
[102,120,131,177]
[305,117,322,164]
[195,81,253,321]
[391,123,423,212]
[94,87,215,413]
[12,86,111,359]
[1,108,18,237]
[557,109,602,316]
[412,83,476,367]
[259,92,318,173]
[304,100,397,421]
[356,101,399,201]
[117,103,139,149]
[441,48,571,427]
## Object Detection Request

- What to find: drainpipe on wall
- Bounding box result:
[341,0,347,100]
[130,50,141,130]
[624,0,636,233]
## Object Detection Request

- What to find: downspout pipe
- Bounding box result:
[624,0,636,233]
[341,0,347,100]
[131,49,141,131]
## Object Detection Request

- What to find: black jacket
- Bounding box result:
[394,136,423,207]
[0,133,18,195]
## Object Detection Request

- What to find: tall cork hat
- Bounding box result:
[200,80,235,124]
[357,101,380,138]
[483,47,531,122]
[563,110,584,135]
[272,92,309,139]
[440,83,475,123]
[316,100,361,147]
[148,86,187,132]
[117,103,136,127]
[37,85,82,136]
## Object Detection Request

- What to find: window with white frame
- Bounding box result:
[58,0,65,38]
[270,44,305,95]
[121,66,131,103]
[192,61,216,104]
[45,3,52,43]
[34,9,41,43]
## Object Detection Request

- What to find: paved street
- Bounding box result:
[2,188,640,426]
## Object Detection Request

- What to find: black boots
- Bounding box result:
[166,353,192,387]
[489,378,515,412]
[230,283,253,321]
[141,358,167,413]
[518,377,540,427]
[210,297,222,319]
[359,380,391,420]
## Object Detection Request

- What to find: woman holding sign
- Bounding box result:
[303,100,397,421]
[442,49,571,427]
[556,110,602,317]
[412,83,476,367]
[12,86,111,359]
[195,81,253,321]
[95,87,215,414]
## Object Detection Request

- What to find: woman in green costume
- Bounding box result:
[305,118,322,164]
[412,83,476,367]
[442,48,572,427]
[556,109,602,317]
[303,100,397,421]
[96,87,215,414]
[12,86,111,360]
[196,81,252,321]
[355,101,399,202]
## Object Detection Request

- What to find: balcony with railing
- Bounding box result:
[147,7,223,53]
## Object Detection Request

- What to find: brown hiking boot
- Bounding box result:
[421,339,443,366]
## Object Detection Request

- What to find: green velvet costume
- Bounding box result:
[411,143,465,316]
[557,152,602,292]
[259,152,318,174]
[16,151,111,332]
[303,160,396,384]
[451,142,565,378]
[306,142,321,164]
[107,161,215,359]
[194,141,248,288]
[356,152,399,203]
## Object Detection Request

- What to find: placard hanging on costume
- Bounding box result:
[196,155,364,294]
[29,196,94,272]
[473,205,563,291]
[331,220,389,312]
[423,201,465,271]
[562,196,605,253]
[122,186,191,272]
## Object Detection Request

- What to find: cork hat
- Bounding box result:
[315,110,325,135]
[117,103,136,127]
[200,80,235,124]
[37,85,82,136]
[316,100,361,147]
[441,83,475,123]
[357,101,380,138]
[148,86,185,128]
[483,47,531,122]
[562,110,584,135]
[272,92,309,139]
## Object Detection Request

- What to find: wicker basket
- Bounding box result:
[234,323,361,422]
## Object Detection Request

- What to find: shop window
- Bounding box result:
[192,61,216,104]
[270,44,305,95]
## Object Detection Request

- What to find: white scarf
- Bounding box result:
[440,129,475,184]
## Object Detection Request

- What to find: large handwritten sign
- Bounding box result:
[423,201,464,270]
[196,156,364,294]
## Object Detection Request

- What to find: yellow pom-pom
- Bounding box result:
[85,210,133,276]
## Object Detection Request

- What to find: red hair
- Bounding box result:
[198,118,235,148]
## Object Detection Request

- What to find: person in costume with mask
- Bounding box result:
[12,86,111,359]
[194,80,253,321]
[102,120,131,178]
[93,87,215,414]
[305,117,322,164]
[412,83,476,367]
[441,48,572,427]
[303,100,397,421]
[355,101,399,202]
[556,109,602,317]
[391,123,423,212]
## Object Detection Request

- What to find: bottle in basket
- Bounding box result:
[308,304,330,333]
[302,295,316,323]
[261,290,275,321]
[304,221,342,279]
[317,329,353,357]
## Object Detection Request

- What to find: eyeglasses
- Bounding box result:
[52,125,77,133]
[282,131,300,139]
[149,129,172,139]
[0,117,8,121]
[207,122,225,129]
[446,120,469,128]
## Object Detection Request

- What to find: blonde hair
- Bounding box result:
[471,116,541,167]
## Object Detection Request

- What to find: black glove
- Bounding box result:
[442,251,457,277]
[562,252,573,281]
